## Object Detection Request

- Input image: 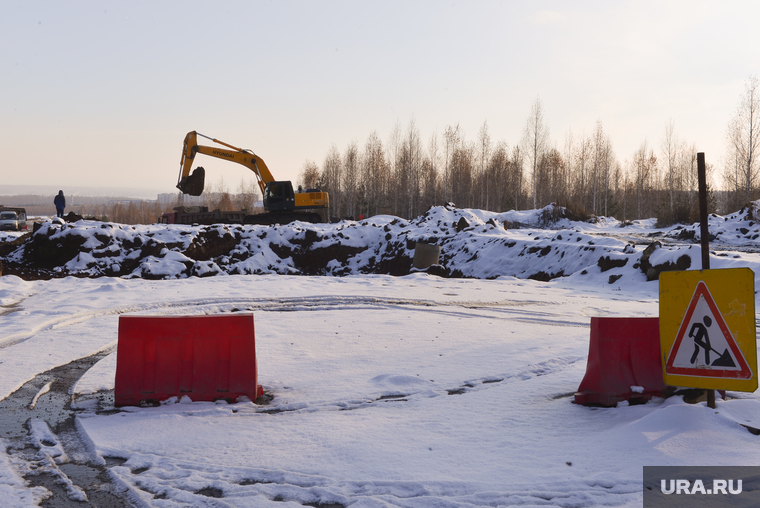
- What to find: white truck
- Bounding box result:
[0,207,28,232]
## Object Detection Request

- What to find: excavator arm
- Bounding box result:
[177,131,276,196]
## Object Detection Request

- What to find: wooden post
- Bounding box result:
[697,152,716,409]
[698,153,710,272]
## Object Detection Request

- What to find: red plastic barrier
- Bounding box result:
[115,314,263,406]
[574,317,666,407]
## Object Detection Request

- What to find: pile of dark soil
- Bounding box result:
[0,219,419,281]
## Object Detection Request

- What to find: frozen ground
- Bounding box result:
[1,205,760,507]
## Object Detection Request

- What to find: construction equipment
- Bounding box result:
[176,131,329,225]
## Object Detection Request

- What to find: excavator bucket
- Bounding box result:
[177,167,205,196]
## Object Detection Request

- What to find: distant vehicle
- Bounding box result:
[0,207,27,231]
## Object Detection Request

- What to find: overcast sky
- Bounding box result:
[2,1,759,198]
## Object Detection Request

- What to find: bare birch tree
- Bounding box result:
[633,141,658,219]
[361,131,387,217]
[662,120,679,215]
[521,97,550,209]
[725,76,760,204]
[427,131,441,208]
[509,145,524,210]
[343,142,359,218]
[443,124,460,203]
[487,141,509,211]
[321,145,342,219]
[299,161,321,189]
[387,122,402,215]
[451,141,474,208]
[477,121,492,210]
[574,134,592,211]
[589,121,614,216]
[403,119,423,217]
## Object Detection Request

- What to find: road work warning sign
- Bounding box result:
[659,268,757,392]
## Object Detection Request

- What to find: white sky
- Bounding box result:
[2,1,759,196]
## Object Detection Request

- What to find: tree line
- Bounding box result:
[302,77,760,225]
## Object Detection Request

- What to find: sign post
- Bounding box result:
[697,153,715,407]
[659,153,757,404]
[698,152,710,271]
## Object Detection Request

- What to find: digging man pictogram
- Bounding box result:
[689,315,713,364]
[689,315,736,367]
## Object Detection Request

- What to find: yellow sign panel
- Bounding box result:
[659,268,757,392]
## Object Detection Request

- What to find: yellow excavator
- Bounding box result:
[176,131,329,224]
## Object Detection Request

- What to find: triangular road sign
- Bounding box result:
[665,281,753,379]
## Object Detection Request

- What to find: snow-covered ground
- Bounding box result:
[2,205,760,507]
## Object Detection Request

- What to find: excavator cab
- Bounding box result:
[264,181,295,212]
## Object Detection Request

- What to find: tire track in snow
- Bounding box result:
[108,451,639,508]
[221,355,587,416]
[1,348,134,507]
[0,300,23,317]
[0,295,587,350]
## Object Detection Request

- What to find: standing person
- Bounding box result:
[54,190,66,218]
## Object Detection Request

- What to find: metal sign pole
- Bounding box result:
[697,152,716,409]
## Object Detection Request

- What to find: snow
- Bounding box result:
[2,204,760,506]
[0,445,50,508]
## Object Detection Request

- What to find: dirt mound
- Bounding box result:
[0,219,417,280]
